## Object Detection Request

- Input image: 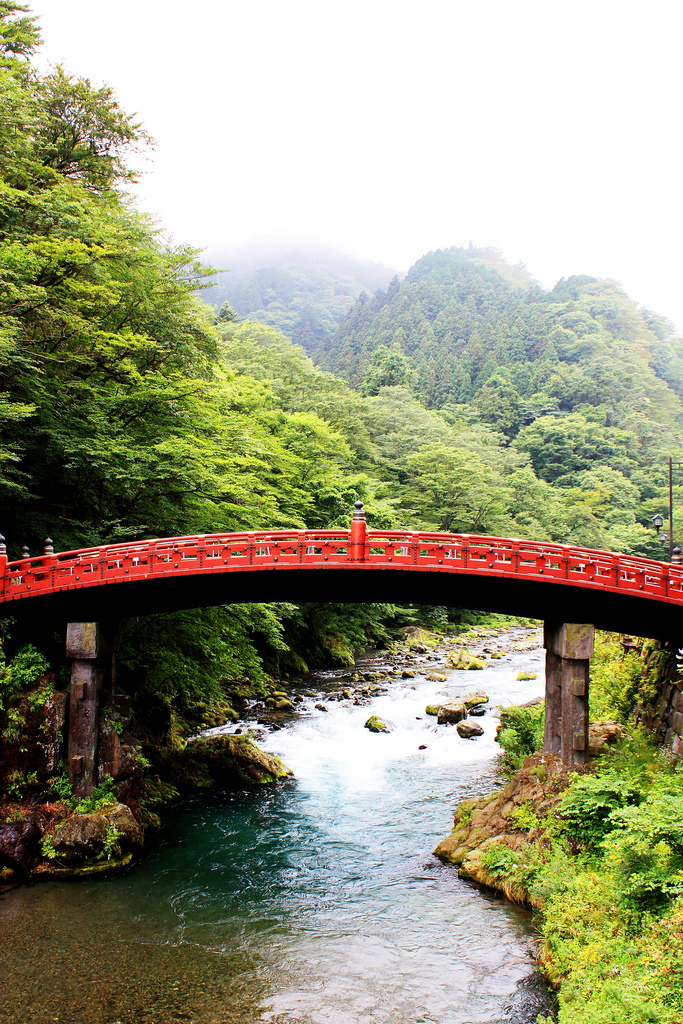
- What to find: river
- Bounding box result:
[0,628,556,1024]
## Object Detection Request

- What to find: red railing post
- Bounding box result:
[349,500,367,561]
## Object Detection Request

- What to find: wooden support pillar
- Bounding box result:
[66,622,118,798]
[543,622,594,766]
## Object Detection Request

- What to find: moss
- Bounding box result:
[32,852,134,879]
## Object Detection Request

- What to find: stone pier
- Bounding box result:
[66,621,118,797]
[543,621,594,766]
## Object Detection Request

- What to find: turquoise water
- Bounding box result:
[0,633,555,1023]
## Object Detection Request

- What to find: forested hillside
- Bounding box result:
[2,0,683,699]
[202,243,395,352]
[311,245,683,558]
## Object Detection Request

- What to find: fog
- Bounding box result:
[27,0,683,331]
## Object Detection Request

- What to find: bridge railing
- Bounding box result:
[2,529,683,606]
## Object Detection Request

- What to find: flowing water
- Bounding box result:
[0,629,556,1024]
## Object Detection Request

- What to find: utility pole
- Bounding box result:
[670,458,683,564]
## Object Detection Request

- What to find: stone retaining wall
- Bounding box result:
[637,642,683,754]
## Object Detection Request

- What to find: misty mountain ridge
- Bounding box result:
[202,241,396,351]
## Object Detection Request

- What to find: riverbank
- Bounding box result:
[431,636,683,1024]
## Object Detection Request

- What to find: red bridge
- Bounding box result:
[1,503,682,639]
[4,502,681,791]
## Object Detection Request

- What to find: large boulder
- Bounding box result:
[165,734,292,791]
[50,803,141,862]
[51,812,108,860]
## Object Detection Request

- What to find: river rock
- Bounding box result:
[446,650,484,671]
[436,700,468,725]
[457,721,484,739]
[425,705,439,716]
[468,706,487,717]
[461,690,489,709]
[164,735,293,791]
[364,715,390,733]
[426,673,447,682]
[273,698,294,711]
[401,670,415,679]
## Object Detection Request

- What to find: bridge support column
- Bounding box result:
[543,622,594,766]
[66,622,118,798]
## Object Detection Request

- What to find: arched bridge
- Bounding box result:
[5,503,682,791]
[2,507,682,639]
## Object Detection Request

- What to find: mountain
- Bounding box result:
[317,244,683,434]
[201,241,396,352]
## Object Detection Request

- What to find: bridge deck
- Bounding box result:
[2,530,682,639]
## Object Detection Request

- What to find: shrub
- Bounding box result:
[605,793,683,915]
[496,702,544,774]
[559,774,641,849]
[589,632,642,723]
[0,644,50,710]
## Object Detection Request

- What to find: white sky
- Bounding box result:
[27,0,683,332]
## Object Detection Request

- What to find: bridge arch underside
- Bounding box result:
[7,566,683,641]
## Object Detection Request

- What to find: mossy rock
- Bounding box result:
[447,649,484,671]
[425,704,439,716]
[364,716,390,734]
[516,671,537,681]
[461,690,489,709]
[490,652,505,660]
[273,698,294,711]
[426,673,447,682]
[162,735,292,791]
[401,669,416,679]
